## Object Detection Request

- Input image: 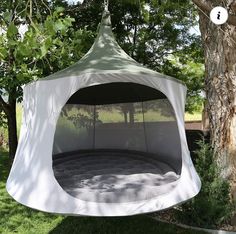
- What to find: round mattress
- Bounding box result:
[53,150,180,203]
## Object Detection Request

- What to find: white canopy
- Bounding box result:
[6,10,201,216]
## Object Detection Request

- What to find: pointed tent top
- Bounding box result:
[43,9,184,85]
[101,10,111,26]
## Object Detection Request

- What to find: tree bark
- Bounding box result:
[0,93,18,158]
[197,0,236,197]
[7,102,18,159]
[192,0,236,26]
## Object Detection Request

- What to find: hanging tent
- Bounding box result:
[6,10,201,216]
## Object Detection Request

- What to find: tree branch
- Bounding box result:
[192,0,236,26]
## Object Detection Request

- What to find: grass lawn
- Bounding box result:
[17,103,202,131]
[185,112,202,121]
[0,149,207,234]
[0,105,202,139]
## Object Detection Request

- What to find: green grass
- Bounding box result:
[185,112,202,121]
[17,104,202,126]
[0,149,207,234]
[0,105,202,145]
[16,104,22,135]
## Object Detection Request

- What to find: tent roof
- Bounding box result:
[43,10,184,85]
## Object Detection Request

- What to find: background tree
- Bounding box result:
[69,0,204,112]
[0,0,94,158]
[0,0,203,158]
[192,0,236,197]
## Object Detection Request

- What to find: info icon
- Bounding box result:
[210,6,228,25]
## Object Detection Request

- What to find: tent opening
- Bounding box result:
[52,82,182,203]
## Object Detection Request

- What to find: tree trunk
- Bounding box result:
[124,112,128,124]
[129,103,135,124]
[0,92,18,159]
[198,1,236,197]
[7,100,18,159]
[202,100,209,131]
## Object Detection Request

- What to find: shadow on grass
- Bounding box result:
[49,215,206,234]
[0,148,11,179]
[1,148,206,234]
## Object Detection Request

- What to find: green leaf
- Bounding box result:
[64,17,75,26]
[18,44,31,56]
[8,39,18,46]
[45,37,52,48]
[3,12,12,23]
[55,7,64,13]
[7,22,18,38]
[40,43,47,57]
[29,37,38,49]
[44,19,55,34]
[0,47,7,59]
[54,20,66,31]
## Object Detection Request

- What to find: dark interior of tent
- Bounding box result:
[52,82,182,203]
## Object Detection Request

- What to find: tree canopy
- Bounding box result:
[0,0,204,156]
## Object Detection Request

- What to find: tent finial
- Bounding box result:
[102,0,111,26]
[104,0,109,11]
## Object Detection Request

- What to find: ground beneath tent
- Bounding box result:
[53,150,180,203]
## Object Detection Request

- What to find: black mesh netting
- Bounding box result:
[52,86,182,203]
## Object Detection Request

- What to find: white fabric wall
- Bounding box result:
[6,72,201,216]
